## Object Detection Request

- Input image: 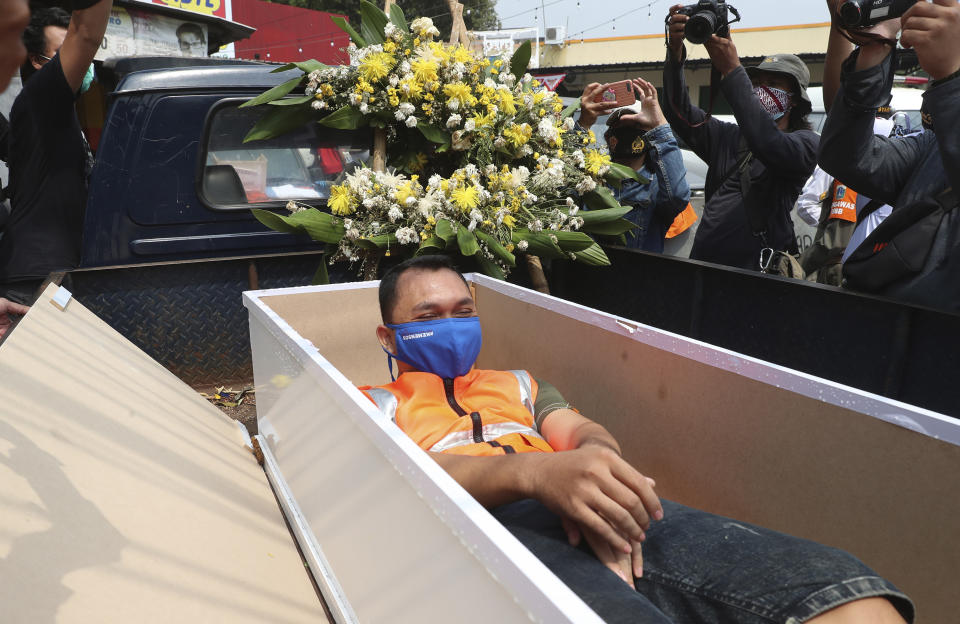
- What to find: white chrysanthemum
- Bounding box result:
[395,109,407,121]
[576,177,597,194]
[538,118,558,143]
[563,117,576,131]
[570,217,584,230]
[405,116,418,128]
[388,74,399,87]
[345,228,360,240]
[528,219,543,232]
[384,22,397,38]
[411,17,440,37]
[494,136,506,149]
[484,164,497,176]
[371,221,381,233]
[349,93,362,106]
[343,219,353,229]
[572,149,586,167]
[446,113,462,129]
[517,240,529,251]
[524,191,538,205]
[396,227,419,244]
[359,102,370,114]
[463,118,476,132]
[447,98,460,111]
[362,197,376,208]
[507,166,530,189]
[311,100,323,110]
[467,220,477,232]
[398,102,416,116]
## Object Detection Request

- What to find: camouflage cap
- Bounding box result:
[745,54,811,107]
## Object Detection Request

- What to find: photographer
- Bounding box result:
[818,0,960,310]
[579,79,691,253]
[663,3,819,271]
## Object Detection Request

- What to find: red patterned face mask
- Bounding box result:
[753,85,791,121]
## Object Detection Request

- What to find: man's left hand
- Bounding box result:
[703,34,741,77]
[562,517,643,585]
[617,78,668,131]
[901,0,960,81]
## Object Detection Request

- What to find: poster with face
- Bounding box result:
[96,7,208,60]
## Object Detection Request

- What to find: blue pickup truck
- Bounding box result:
[62,57,369,383]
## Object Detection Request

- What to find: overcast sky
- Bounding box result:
[495,0,832,40]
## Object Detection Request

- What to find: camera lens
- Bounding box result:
[838,1,864,28]
[685,11,718,45]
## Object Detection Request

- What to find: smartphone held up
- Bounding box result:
[594,80,637,107]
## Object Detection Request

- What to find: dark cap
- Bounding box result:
[746,54,811,107]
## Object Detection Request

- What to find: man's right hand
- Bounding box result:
[667,5,689,62]
[578,82,619,131]
[528,444,662,555]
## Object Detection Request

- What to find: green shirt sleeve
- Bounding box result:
[533,378,572,430]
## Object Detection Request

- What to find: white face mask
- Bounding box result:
[753,85,791,121]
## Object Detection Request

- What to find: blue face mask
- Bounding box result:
[383,316,483,381]
[80,64,95,94]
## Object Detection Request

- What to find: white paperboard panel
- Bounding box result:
[246,276,960,623]
[0,285,325,623]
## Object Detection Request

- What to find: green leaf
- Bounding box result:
[552,230,596,252]
[268,94,314,106]
[435,218,456,243]
[456,225,480,256]
[417,122,450,145]
[474,230,516,267]
[312,257,330,285]
[512,229,566,259]
[243,105,315,142]
[252,208,345,244]
[332,16,366,47]
[318,106,363,130]
[476,254,506,280]
[604,162,641,189]
[388,3,408,33]
[582,186,624,212]
[581,218,637,236]
[577,205,632,225]
[240,75,302,108]
[270,59,328,74]
[560,99,581,121]
[359,0,388,45]
[573,243,612,266]
[415,235,445,256]
[354,233,398,250]
[510,41,531,81]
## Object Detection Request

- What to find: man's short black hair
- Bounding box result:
[21,7,70,82]
[378,255,468,323]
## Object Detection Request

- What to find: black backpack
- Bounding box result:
[843,188,960,312]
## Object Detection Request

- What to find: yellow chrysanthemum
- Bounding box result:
[400,78,423,100]
[584,149,612,175]
[328,185,356,216]
[411,58,439,84]
[503,123,532,147]
[408,152,428,172]
[451,185,479,211]
[503,214,516,228]
[497,90,517,115]
[359,52,395,83]
[395,181,417,206]
[443,82,476,107]
[451,45,473,64]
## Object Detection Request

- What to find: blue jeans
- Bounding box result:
[491,499,914,623]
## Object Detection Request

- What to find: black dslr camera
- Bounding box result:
[837,0,918,29]
[673,0,741,45]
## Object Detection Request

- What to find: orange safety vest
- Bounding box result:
[360,369,555,456]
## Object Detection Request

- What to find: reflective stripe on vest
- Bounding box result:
[429,421,546,453]
[507,369,535,417]
[366,387,399,423]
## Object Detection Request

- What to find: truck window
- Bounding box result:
[200,102,371,208]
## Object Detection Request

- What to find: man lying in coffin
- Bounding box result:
[360,255,913,624]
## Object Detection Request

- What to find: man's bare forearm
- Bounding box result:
[429,451,546,508]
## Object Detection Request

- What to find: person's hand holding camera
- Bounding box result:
[666,5,689,62]
[901,0,960,81]
[578,82,620,130]
[703,33,741,76]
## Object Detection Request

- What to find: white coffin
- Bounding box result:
[245,275,960,624]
